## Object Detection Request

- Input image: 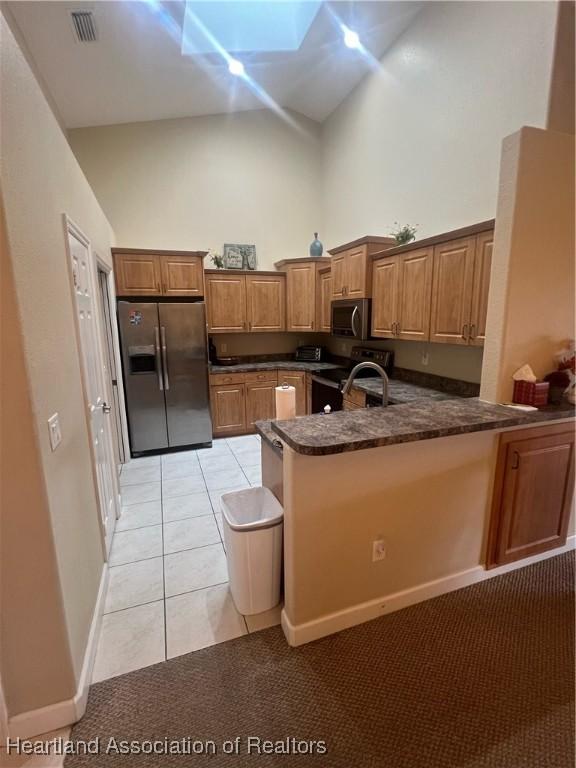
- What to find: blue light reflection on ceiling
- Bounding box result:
[182,1,322,55]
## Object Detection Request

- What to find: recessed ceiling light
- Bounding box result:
[228,58,245,76]
[343,27,361,50]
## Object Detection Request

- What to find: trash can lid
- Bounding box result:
[221,487,283,532]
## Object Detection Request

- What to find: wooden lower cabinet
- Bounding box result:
[210,368,314,435]
[210,371,279,435]
[245,380,277,429]
[277,370,306,416]
[487,424,575,568]
[210,383,246,436]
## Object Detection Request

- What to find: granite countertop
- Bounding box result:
[255,420,284,456]
[270,399,575,456]
[209,361,341,374]
[351,377,457,404]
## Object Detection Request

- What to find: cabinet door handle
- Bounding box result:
[469,324,476,340]
[511,451,520,470]
[462,323,469,340]
[396,322,401,336]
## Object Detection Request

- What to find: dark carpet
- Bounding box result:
[65,553,575,768]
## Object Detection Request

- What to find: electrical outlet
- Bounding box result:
[340,342,347,354]
[47,413,62,451]
[421,351,429,366]
[372,539,386,562]
[221,343,228,354]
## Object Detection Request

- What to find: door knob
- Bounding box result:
[101,402,112,414]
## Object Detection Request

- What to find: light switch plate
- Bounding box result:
[48,413,62,451]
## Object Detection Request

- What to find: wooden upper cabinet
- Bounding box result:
[371,257,399,338]
[114,250,207,297]
[330,254,346,299]
[114,252,162,296]
[346,247,369,298]
[429,236,476,345]
[317,269,332,333]
[206,273,247,333]
[470,231,493,347]
[246,274,285,332]
[487,425,575,568]
[160,255,204,297]
[397,248,433,341]
[285,262,316,331]
[329,237,395,300]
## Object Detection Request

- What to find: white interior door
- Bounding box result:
[65,217,119,555]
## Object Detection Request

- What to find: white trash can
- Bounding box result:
[221,487,283,616]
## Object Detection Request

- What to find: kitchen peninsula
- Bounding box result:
[256,400,575,646]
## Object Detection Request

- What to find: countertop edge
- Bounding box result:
[270,404,575,456]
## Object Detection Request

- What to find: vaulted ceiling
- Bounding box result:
[7,1,422,128]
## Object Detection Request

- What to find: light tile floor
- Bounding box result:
[92,435,282,683]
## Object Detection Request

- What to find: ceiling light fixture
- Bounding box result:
[228,58,245,76]
[342,26,361,50]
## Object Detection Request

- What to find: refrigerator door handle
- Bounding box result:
[154,327,164,391]
[160,326,170,390]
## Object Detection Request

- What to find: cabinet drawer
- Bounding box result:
[243,370,279,384]
[209,372,246,386]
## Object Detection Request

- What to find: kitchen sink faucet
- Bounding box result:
[342,362,389,407]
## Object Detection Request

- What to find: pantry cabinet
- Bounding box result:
[205,271,286,333]
[328,236,395,300]
[487,424,575,568]
[113,249,206,297]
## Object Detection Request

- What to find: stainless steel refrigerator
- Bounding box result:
[118,301,212,454]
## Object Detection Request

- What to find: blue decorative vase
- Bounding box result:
[309,232,323,257]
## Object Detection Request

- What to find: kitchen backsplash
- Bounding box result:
[324,337,483,384]
[210,333,484,383]
[210,333,328,358]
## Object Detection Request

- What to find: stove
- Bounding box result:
[311,347,394,412]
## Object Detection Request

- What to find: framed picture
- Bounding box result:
[223,243,257,270]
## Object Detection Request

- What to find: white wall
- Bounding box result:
[481,126,575,401]
[321,1,557,247]
[1,12,111,715]
[69,110,322,269]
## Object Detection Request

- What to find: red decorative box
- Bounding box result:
[513,380,549,407]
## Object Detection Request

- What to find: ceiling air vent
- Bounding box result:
[70,10,97,43]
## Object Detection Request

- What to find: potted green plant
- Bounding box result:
[390,223,417,245]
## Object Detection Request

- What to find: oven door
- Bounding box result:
[311,375,343,413]
[331,299,370,339]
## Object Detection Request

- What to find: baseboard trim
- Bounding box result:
[8,564,108,739]
[281,537,576,647]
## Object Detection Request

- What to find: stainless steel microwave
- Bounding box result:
[331,299,371,339]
